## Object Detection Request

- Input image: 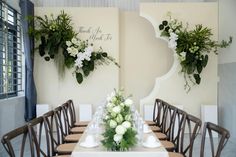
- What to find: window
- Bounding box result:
[0,1,23,99]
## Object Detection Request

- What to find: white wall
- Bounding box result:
[139,3,218,118]
[34,8,119,112]
[0,97,25,156]
[120,11,173,108]
[218,0,236,138]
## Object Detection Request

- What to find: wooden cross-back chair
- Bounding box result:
[1,125,34,157]
[168,114,202,157]
[200,122,230,157]
[27,116,50,157]
[66,100,89,127]
[61,102,85,134]
[52,106,77,155]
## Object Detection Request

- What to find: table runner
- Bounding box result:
[71,117,169,157]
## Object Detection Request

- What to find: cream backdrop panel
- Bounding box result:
[119,12,173,109]
[34,8,119,112]
[139,3,218,118]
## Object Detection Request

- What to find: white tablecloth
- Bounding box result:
[71,124,169,157]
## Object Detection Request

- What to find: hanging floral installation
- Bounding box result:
[158,12,232,92]
[29,11,119,84]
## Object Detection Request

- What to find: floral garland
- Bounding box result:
[101,89,137,151]
[158,12,232,92]
[29,11,119,84]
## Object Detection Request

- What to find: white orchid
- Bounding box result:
[115,125,126,135]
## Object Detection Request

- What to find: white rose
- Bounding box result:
[109,120,117,128]
[106,103,113,108]
[113,134,123,143]
[115,125,126,135]
[122,121,131,129]
[111,112,117,118]
[71,37,78,45]
[66,41,72,47]
[67,47,72,53]
[125,114,132,121]
[120,103,125,107]
[112,97,117,103]
[124,99,133,107]
[105,115,109,120]
[112,106,121,114]
[116,114,123,123]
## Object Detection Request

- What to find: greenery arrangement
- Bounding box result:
[101,89,137,151]
[159,13,232,92]
[29,11,119,84]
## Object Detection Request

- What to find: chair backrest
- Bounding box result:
[54,106,68,145]
[27,116,49,157]
[1,125,34,157]
[43,110,58,156]
[66,99,76,126]
[180,114,202,157]
[162,103,177,140]
[170,108,187,152]
[154,99,169,130]
[200,122,230,157]
[61,102,73,133]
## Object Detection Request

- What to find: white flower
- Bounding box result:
[71,37,78,45]
[120,103,125,107]
[106,103,113,108]
[168,40,177,50]
[113,134,123,143]
[178,52,186,62]
[74,58,83,68]
[111,112,117,118]
[66,41,72,47]
[169,32,178,41]
[122,121,131,129]
[109,120,117,128]
[125,114,132,121]
[112,106,121,114]
[83,46,93,61]
[67,47,72,53]
[112,97,117,103]
[107,92,115,102]
[69,47,79,57]
[116,114,123,123]
[124,99,133,107]
[105,115,109,120]
[115,125,126,135]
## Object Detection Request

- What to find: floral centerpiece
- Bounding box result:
[158,12,232,92]
[101,89,137,151]
[29,11,119,84]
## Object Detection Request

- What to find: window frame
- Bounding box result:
[0,2,22,99]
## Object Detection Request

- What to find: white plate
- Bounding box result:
[142,142,161,148]
[80,142,99,148]
[143,129,152,133]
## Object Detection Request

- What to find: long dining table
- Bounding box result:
[71,108,169,157]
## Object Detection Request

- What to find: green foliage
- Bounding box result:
[29,11,120,84]
[101,123,137,151]
[159,14,232,92]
